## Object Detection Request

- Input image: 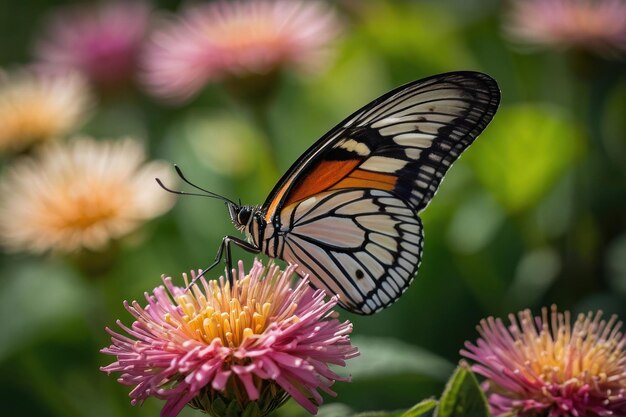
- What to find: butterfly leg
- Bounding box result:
[222,236,261,283]
[186,235,260,290]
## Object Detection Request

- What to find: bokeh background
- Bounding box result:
[1,0,625,416]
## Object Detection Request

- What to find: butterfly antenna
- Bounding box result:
[155,178,218,199]
[174,165,237,205]
[155,165,238,204]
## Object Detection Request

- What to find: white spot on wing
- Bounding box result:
[360,156,407,173]
[405,148,422,159]
[335,138,370,156]
[379,123,417,136]
[393,133,434,148]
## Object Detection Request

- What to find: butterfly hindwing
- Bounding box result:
[277,189,423,314]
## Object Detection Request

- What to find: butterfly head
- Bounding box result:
[227,203,263,242]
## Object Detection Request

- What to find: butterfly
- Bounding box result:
[159,71,500,315]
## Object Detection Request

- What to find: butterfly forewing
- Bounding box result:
[263,72,499,218]
[255,71,499,314]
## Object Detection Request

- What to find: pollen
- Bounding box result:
[509,307,626,389]
[462,305,626,417]
[174,269,300,348]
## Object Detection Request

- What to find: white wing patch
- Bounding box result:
[360,156,407,173]
[334,138,371,156]
[279,189,423,315]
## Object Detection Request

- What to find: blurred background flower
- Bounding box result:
[0,137,174,255]
[0,69,91,154]
[101,260,358,417]
[34,1,151,93]
[142,0,341,102]
[505,0,626,56]
[461,306,626,416]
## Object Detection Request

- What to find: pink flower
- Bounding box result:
[505,0,626,56]
[101,260,358,417]
[142,0,341,102]
[34,1,151,90]
[461,306,626,417]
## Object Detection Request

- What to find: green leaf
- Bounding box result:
[351,411,403,417]
[401,399,438,417]
[467,104,583,213]
[435,363,490,417]
[347,399,437,417]
[316,403,355,417]
[348,337,453,381]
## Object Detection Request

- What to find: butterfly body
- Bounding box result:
[211,71,499,314]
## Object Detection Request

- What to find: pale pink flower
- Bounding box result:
[461,305,626,417]
[101,260,358,417]
[0,69,92,153]
[0,137,175,254]
[142,0,341,102]
[34,1,151,90]
[506,0,626,56]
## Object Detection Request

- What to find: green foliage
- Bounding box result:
[399,399,438,417]
[358,2,475,75]
[0,262,87,360]
[349,337,453,382]
[468,104,583,213]
[434,364,490,417]
[312,365,488,417]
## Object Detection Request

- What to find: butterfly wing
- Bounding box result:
[262,71,500,220]
[261,71,500,314]
[278,189,423,314]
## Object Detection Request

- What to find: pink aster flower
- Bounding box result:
[142,0,341,102]
[461,305,626,417]
[101,260,358,417]
[505,0,626,56]
[34,1,151,90]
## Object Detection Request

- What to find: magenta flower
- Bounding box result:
[461,306,626,417]
[34,1,151,90]
[101,260,358,417]
[505,0,626,56]
[142,0,341,102]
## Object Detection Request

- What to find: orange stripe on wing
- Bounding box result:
[283,159,361,206]
[332,169,398,191]
[264,182,290,222]
[350,169,398,186]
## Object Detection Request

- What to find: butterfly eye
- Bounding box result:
[237,208,251,226]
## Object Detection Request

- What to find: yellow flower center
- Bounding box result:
[173,274,299,348]
[513,308,626,389]
[0,97,61,144]
[44,179,127,231]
